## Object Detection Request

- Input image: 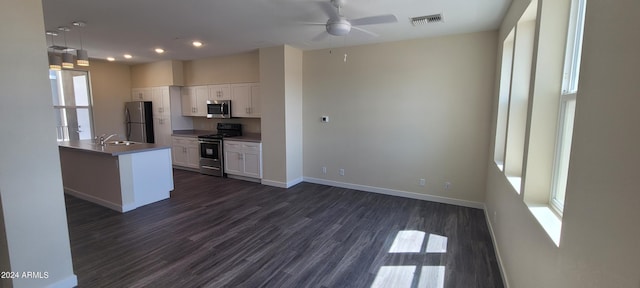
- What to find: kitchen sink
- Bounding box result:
[107,140,138,146]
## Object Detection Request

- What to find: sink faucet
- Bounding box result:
[99,133,118,146]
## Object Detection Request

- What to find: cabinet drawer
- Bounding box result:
[172,136,197,146]
[241,143,260,152]
[224,142,243,151]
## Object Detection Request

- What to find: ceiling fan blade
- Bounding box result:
[312,31,330,42]
[317,1,340,20]
[302,22,328,26]
[351,26,379,37]
[350,14,398,26]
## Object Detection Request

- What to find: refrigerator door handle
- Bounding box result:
[125,107,131,140]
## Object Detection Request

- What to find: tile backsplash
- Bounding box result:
[193,117,261,133]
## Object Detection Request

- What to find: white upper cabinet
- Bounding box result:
[209,84,231,101]
[230,83,261,118]
[151,87,170,117]
[131,88,152,101]
[181,86,208,117]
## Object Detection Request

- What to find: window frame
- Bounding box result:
[550,0,587,214]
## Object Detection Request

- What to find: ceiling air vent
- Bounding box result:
[410,13,444,26]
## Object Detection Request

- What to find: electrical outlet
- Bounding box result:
[322,166,327,174]
[419,178,426,186]
[339,168,345,176]
[444,182,451,191]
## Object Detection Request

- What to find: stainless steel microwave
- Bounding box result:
[206,100,231,118]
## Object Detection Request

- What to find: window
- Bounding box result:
[50,70,94,141]
[493,29,515,171]
[550,0,586,214]
[503,1,538,193]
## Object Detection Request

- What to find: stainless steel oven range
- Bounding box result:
[197,123,242,176]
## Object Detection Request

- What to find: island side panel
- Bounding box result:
[59,147,123,211]
[118,148,173,212]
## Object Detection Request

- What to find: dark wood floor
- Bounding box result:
[65,169,503,288]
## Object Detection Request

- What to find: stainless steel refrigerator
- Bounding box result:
[125,101,154,143]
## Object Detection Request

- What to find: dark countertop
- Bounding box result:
[172,130,262,142]
[225,133,261,143]
[59,140,171,156]
[171,130,213,138]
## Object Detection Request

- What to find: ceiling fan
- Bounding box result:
[308,0,398,41]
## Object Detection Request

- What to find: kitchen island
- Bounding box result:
[58,140,174,213]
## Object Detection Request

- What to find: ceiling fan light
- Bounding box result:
[62,53,74,69]
[326,18,351,36]
[76,49,89,66]
[49,53,62,70]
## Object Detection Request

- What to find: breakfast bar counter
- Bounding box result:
[58,140,174,212]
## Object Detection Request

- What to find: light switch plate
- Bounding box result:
[321,116,329,123]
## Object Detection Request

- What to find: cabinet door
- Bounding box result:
[209,84,231,100]
[132,88,152,101]
[186,139,201,168]
[230,83,250,118]
[194,86,209,117]
[243,151,261,178]
[151,87,170,117]
[181,87,194,116]
[154,118,172,146]
[224,150,242,175]
[248,83,261,118]
[172,138,188,167]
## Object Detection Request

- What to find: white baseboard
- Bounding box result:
[228,174,261,183]
[261,177,303,188]
[483,204,509,288]
[64,188,124,212]
[303,177,484,209]
[45,274,77,288]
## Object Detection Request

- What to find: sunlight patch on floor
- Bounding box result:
[373,230,447,287]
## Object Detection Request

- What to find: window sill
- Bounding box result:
[526,203,562,246]
[506,176,521,194]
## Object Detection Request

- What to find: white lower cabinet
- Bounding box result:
[224,140,262,179]
[172,136,200,169]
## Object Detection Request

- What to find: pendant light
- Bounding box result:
[73,21,89,66]
[58,26,74,69]
[46,31,62,71]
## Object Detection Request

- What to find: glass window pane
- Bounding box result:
[54,108,68,141]
[553,98,576,209]
[76,108,93,140]
[50,70,61,106]
[50,70,94,142]
[73,75,89,106]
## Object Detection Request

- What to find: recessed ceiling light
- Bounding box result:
[124,54,132,59]
[155,48,165,54]
[107,57,115,61]
[192,41,203,47]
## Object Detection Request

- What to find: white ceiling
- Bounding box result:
[42,0,512,64]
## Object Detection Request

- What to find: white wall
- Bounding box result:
[284,46,304,185]
[303,31,497,205]
[484,0,640,287]
[260,46,288,185]
[88,60,132,137]
[259,45,304,187]
[0,0,77,287]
